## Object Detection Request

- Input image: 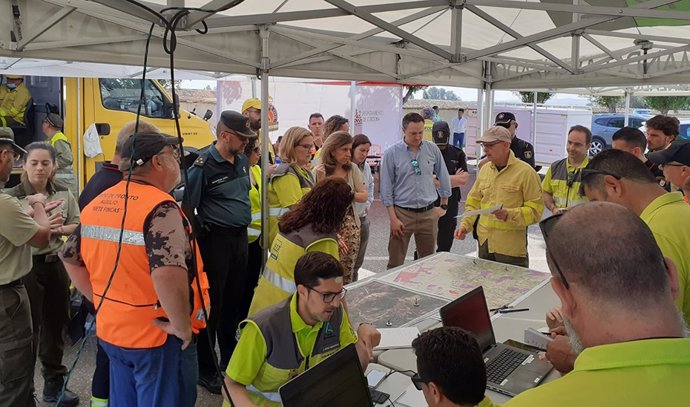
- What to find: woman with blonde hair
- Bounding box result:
[314,131,367,283]
[266,126,315,243]
[5,142,81,405]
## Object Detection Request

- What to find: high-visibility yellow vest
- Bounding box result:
[248,165,262,244]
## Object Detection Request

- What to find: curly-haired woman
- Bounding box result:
[314,131,367,283]
[248,177,353,316]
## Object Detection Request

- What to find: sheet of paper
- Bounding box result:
[374,327,420,350]
[395,383,428,407]
[458,203,503,218]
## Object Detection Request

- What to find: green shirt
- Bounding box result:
[5,180,80,255]
[227,293,357,387]
[505,338,690,407]
[0,193,38,284]
[640,192,690,325]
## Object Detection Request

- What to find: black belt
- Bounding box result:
[33,253,59,263]
[0,279,22,289]
[204,223,247,237]
[395,203,436,213]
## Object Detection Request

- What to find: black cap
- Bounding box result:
[44,113,64,129]
[432,121,450,145]
[0,127,27,156]
[220,110,257,138]
[495,112,516,125]
[647,140,690,167]
[119,132,182,171]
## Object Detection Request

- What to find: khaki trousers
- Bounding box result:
[387,206,438,269]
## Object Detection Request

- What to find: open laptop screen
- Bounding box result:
[439,286,496,352]
[280,343,373,407]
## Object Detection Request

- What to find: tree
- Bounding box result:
[422,86,460,100]
[642,96,690,115]
[590,96,622,113]
[515,91,554,104]
[402,85,427,104]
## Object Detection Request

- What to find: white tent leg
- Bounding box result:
[350,81,357,133]
[624,90,631,126]
[259,26,271,263]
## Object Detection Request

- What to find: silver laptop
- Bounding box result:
[440,286,552,397]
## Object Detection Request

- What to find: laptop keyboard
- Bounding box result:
[486,349,528,384]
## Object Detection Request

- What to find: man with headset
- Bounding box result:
[542,125,591,214]
[61,132,209,407]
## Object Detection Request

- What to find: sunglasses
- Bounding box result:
[578,168,622,196]
[411,373,427,391]
[411,159,421,175]
[539,213,570,290]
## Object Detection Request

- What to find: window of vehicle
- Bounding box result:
[607,118,624,128]
[594,118,609,126]
[629,118,645,128]
[99,79,169,118]
[680,124,690,141]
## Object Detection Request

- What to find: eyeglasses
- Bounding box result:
[659,162,685,169]
[578,168,621,196]
[306,286,347,303]
[410,159,421,175]
[157,148,181,163]
[539,213,570,289]
[297,143,313,150]
[411,373,427,391]
[1,148,21,162]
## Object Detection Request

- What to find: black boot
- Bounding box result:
[42,380,80,407]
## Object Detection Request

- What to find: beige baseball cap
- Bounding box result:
[476,126,512,144]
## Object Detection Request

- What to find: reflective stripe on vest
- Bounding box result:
[247,385,281,404]
[268,207,289,217]
[81,225,145,246]
[263,266,296,293]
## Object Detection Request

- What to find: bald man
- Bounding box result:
[506,202,689,407]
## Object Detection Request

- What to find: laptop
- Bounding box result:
[279,343,374,407]
[440,286,553,397]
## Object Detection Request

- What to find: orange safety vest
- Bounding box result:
[80,180,210,348]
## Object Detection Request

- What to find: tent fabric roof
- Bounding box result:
[3,0,690,94]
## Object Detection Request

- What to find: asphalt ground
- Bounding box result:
[35,170,551,407]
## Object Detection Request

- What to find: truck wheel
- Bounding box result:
[589,137,606,157]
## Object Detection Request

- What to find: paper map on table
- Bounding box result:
[346,280,448,328]
[380,252,548,309]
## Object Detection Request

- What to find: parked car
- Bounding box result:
[590,114,649,156]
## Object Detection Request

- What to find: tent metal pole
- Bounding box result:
[350,81,357,133]
[259,26,271,264]
[476,88,484,166]
[532,90,538,149]
[624,91,631,126]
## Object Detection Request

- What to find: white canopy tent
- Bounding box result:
[4,0,690,249]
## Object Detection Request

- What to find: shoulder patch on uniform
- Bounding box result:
[524,150,533,159]
[193,155,207,167]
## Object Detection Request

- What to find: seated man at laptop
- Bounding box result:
[224,252,381,407]
[412,327,497,407]
[506,202,690,407]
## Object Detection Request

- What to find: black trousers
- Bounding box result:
[437,196,460,252]
[196,226,249,376]
[24,256,70,385]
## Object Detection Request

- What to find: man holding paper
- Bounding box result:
[455,127,544,267]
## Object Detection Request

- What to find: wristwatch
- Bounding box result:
[440,204,448,210]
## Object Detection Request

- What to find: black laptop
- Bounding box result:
[440,286,552,397]
[279,343,374,407]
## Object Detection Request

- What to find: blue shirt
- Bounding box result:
[184,143,251,228]
[380,140,451,208]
